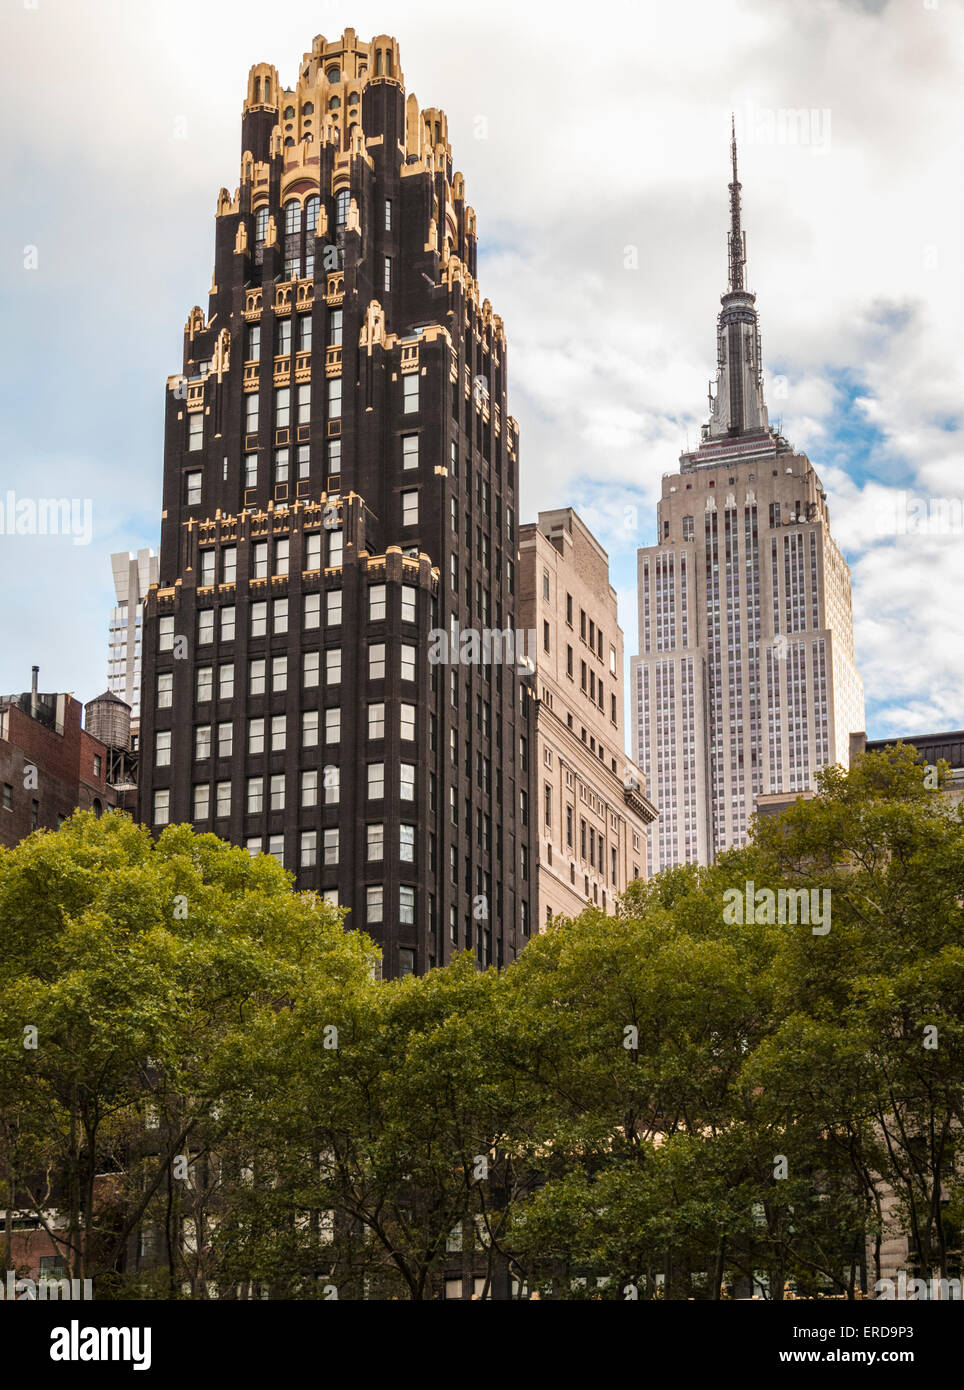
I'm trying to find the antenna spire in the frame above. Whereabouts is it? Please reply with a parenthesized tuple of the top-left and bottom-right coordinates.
(727, 113, 746, 292)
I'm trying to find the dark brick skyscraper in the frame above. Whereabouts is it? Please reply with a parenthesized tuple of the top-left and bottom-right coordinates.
(139, 29, 534, 977)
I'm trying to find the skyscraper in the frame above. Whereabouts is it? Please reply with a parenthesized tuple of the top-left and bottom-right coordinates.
(632, 124, 864, 872)
(138, 29, 534, 977)
(109, 549, 158, 736)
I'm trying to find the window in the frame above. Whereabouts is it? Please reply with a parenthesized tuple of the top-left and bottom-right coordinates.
(249, 659, 266, 696)
(329, 310, 343, 347)
(220, 606, 236, 642)
(368, 763, 385, 799)
(303, 651, 319, 687)
(284, 199, 300, 235)
(335, 189, 349, 226)
(218, 665, 234, 700)
(300, 830, 317, 868)
(543, 620, 550, 653)
(326, 648, 341, 685)
(275, 388, 291, 429)
(196, 667, 213, 702)
(268, 835, 284, 864)
(278, 319, 292, 357)
(269, 774, 285, 811)
(302, 710, 319, 746)
(543, 569, 550, 601)
(274, 448, 289, 484)
(369, 644, 386, 680)
(323, 828, 339, 866)
(222, 547, 237, 583)
(193, 784, 210, 820)
(384, 198, 392, 230)
(399, 886, 415, 926)
(306, 195, 320, 233)
(400, 702, 415, 741)
(270, 714, 286, 751)
(218, 723, 233, 759)
(186, 471, 202, 506)
(400, 763, 415, 800)
(383, 256, 392, 291)
(301, 770, 318, 808)
(157, 672, 173, 708)
(155, 730, 172, 766)
(298, 314, 312, 351)
(273, 596, 288, 633)
(401, 490, 418, 526)
(272, 655, 287, 692)
(251, 601, 267, 638)
(153, 789, 170, 826)
(400, 824, 415, 862)
(304, 592, 320, 629)
(403, 374, 419, 413)
(158, 616, 174, 652)
(367, 886, 384, 923)
(402, 434, 418, 469)
(247, 777, 263, 813)
(199, 549, 215, 586)
(297, 384, 310, 425)
(248, 718, 265, 755)
(305, 533, 321, 570)
(368, 702, 385, 739)
(188, 413, 203, 452)
(327, 590, 342, 624)
(245, 394, 259, 435)
(329, 530, 343, 566)
(328, 377, 342, 419)
(401, 644, 416, 681)
(255, 206, 269, 242)
(93, 753, 102, 778)
(367, 824, 384, 861)
(401, 585, 416, 623)
(252, 542, 268, 579)
(195, 725, 211, 760)
(324, 766, 340, 804)
(325, 707, 341, 743)
(369, 584, 387, 621)
(198, 609, 214, 645)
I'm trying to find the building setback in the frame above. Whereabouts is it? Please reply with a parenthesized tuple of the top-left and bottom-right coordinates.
(0, 667, 117, 847)
(632, 125, 864, 872)
(519, 509, 656, 924)
(138, 29, 536, 977)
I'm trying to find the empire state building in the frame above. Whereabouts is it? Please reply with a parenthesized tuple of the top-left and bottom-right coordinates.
(631, 124, 864, 871)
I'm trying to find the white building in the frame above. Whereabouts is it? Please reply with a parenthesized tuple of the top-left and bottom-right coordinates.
(108, 550, 158, 735)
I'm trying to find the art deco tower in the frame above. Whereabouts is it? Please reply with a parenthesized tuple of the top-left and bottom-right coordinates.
(631, 124, 864, 872)
(139, 30, 535, 976)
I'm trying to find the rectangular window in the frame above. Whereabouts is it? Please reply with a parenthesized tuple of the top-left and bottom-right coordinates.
(245, 324, 261, 361)
(188, 412, 203, 452)
(369, 584, 387, 621)
(298, 315, 312, 352)
(297, 443, 310, 478)
(301, 770, 318, 808)
(270, 714, 286, 751)
(273, 596, 288, 633)
(274, 447, 290, 484)
(220, 606, 236, 642)
(403, 374, 419, 413)
(368, 703, 385, 739)
(383, 257, 392, 291)
(384, 198, 392, 230)
(196, 667, 213, 702)
(244, 454, 258, 488)
(399, 886, 415, 926)
(369, 644, 386, 680)
(324, 766, 340, 804)
(402, 434, 418, 469)
(302, 710, 319, 746)
(157, 672, 173, 708)
(300, 830, 317, 868)
(305, 533, 321, 570)
(278, 319, 292, 356)
(218, 665, 234, 700)
(186, 471, 202, 506)
(326, 649, 341, 685)
(367, 823, 384, 861)
(222, 547, 237, 583)
(304, 592, 320, 629)
(368, 763, 385, 799)
(400, 763, 415, 801)
(216, 780, 231, 817)
(323, 828, 339, 866)
(248, 718, 265, 754)
(303, 651, 320, 688)
(297, 383, 310, 425)
(155, 730, 172, 766)
(367, 886, 384, 923)
(328, 377, 342, 419)
(195, 725, 211, 761)
(329, 310, 343, 347)
(193, 784, 210, 820)
(329, 530, 343, 566)
(327, 589, 342, 624)
(399, 824, 415, 862)
(325, 707, 341, 743)
(269, 774, 285, 811)
(198, 609, 214, 646)
(401, 644, 416, 682)
(400, 702, 415, 741)
(153, 789, 170, 826)
(272, 655, 287, 692)
(217, 722, 233, 759)
(268, 835, 284, 864)
(275, 388, 291, 429)
(247, 777, 263, 813)
(249, 659, 266, 695)
(252, 542, 268, 579)
(401, 490, 418, 526)
(245, 393, 259, 435)
(401, 584, 416, 623)
(158, 616, 174, 652)
(251, 601, 267, 638)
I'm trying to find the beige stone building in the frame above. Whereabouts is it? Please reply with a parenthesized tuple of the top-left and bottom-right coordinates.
(632, 129, 864, 872)
(519, 509, 656, 925)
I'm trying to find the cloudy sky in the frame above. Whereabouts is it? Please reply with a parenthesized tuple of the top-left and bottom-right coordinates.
(3, 0, 962, 739)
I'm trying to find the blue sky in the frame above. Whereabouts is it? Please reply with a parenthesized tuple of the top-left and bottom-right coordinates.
(2, 0, 962, 741)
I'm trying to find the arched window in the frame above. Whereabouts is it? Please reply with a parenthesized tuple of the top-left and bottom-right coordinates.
(335, 189, 349, 227)
(327, 67, 341, 84)
(329, 95, 341, 111)
(349, 92, 360, 107)
(302, 101, 314, 115)
(253, 77, 261, 103)
(92, 798, 103, 817)
(284, 105, 295, 119)
(255, 206, 269, 242)
(385, 51, 393, 76)
(305, 196, 320, 233)
(284, 136, 295, 147)
(284, 199, 300, 234)
(375, 50, 382, 76)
